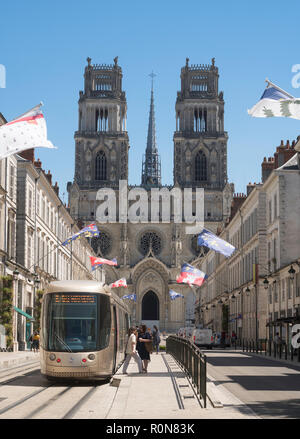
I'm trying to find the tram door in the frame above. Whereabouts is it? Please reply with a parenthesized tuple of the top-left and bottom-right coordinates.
(112, 305, 117, 372)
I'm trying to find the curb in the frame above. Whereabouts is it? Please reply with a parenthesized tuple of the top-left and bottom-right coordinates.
(0, 354, 39, 370)
(206, 374, 223, 408)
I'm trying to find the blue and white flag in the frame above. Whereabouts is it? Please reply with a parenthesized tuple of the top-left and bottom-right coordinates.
(248, 80, 300, 120)
(197, 228, 235, 258)
(169, 290, 184, 301)
(62, 223, 100, 246)
(122, 293, 136, 302)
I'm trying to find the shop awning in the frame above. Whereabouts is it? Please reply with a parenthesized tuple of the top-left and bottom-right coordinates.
(266, 317, 300, 327)
(13, 306, 34, 320)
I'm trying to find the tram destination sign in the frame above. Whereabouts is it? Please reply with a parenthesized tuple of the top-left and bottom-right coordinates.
(53, 294, 96, 304)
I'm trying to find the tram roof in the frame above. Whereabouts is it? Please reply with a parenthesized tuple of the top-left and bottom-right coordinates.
(47, 280, 110, 294)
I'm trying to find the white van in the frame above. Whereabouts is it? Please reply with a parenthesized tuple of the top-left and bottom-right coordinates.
(184, 327, 194, 339)
(177, 328, 185, 337)
(191, 328, 213, 349)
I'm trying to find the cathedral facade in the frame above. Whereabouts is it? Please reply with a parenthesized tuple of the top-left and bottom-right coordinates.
(67, 57, 234, 331)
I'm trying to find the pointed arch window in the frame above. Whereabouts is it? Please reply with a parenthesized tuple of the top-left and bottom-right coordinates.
(195, 150, 207, 181)
(95, 151, 107, 181)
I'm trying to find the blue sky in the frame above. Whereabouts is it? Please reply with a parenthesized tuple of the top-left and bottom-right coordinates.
(1, 0, 300, 200)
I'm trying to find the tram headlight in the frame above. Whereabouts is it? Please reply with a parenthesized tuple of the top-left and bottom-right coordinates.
(88, 354, 95, 361)
(49, 353, 56, 361)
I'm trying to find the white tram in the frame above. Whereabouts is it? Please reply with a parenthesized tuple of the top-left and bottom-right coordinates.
(40, 280, 130, 381)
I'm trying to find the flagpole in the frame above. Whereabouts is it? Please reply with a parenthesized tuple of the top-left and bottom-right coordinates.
(16, 102, 44, 120)
(265, 78, 295, 99)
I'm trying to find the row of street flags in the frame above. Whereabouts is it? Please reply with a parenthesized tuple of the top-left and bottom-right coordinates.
(60, 222, 237, 300)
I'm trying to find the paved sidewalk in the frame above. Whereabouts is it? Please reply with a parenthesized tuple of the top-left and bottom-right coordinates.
(109, 352, 259, 419)
(0, 351, 39, 370)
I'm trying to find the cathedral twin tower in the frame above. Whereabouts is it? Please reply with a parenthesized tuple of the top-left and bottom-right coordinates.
(69, 55, 232, 224)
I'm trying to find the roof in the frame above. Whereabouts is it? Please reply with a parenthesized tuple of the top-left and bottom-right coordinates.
(47, 280, 107, 294)
(276, 152, 299, 170)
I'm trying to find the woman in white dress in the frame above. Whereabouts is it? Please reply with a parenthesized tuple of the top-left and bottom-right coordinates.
(122, 327, 143, 374)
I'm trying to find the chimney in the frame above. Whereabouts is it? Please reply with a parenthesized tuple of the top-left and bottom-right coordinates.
(261, 156, 275, 183)
(46, 170, 52, 185)
(246, 182, 256, 196)
(274, 139, 296, 168)
(34, 158, 42, 168)
(229, 193, 247, 221)
(53, 181, 59, 196)
(19, 148, 35, 163)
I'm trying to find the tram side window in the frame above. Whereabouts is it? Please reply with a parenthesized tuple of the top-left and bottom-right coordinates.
(98, 295, 111, 350)
(125, 313, 129, 334)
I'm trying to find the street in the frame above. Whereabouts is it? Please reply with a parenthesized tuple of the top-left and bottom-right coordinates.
(205, 349, 300, 419)
(0, 359, 118, 419)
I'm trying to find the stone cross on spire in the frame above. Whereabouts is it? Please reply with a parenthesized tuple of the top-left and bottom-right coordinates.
(141, 71, 161, 186)
(149, 71, 156, 91)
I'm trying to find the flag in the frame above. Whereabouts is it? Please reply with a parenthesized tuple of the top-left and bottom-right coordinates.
(248, 81, 300, 120)
(197, 228, 235, 258)
(0, 103, 56, 159)
(90, 256, 117, 271)
(109, 278, 127, 288)
(122, 293, 136, 302)
(169, 289, 184, 301)
(176, 263, 207, 287)
(62, 223, 100, 246)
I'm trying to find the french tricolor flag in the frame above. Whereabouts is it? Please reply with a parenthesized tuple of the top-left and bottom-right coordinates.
(176, 263, 207, 287)
(90, 256, 117, 271)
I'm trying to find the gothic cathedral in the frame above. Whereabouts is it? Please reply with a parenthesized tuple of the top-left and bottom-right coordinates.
(68, 56, 234, 331)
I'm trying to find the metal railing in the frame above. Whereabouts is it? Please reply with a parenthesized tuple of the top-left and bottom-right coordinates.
(241, 338, 300, 362)
(166, 335, 207, 408)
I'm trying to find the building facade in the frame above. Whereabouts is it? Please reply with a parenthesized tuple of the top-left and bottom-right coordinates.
(68, 57, 234, 331)
(0, 134, 103, 350)
(196, 140, 300, 346)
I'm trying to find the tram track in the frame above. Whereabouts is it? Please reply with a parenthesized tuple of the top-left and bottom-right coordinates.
(0, 382, 54, 416)
(62, 385, 99, 419)
(0, 376, 109, 419)
(0, 362, 40, 385)
(24, 386, 73, 419)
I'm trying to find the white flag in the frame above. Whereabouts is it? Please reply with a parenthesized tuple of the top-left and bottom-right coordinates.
(248, 80, 300, 120)
(0, 103, 56, 160)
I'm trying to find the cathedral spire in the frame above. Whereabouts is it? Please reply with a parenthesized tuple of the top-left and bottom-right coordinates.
(142, 72, 161, 186)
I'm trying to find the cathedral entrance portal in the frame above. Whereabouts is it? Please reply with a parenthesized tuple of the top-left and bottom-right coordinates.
(141, 290, 159, 330)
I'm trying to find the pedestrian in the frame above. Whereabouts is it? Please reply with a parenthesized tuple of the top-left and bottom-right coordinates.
(32, 331, 40, 353)
(231, 331, 237, 346)
(274, 332, 282, 354)
(122, 327, 143, 374)
(152, 325, 161, 354)
(137, 324, 152, 373)
(28, 333, 34, 351)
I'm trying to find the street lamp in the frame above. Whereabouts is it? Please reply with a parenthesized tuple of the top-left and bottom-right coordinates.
(13, 269, 20, 280)
(289, 265, 296, 280)
(263, 278, 269, 289)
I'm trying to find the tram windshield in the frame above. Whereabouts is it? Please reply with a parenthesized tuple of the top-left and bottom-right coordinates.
(42, 293, 111, 352)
